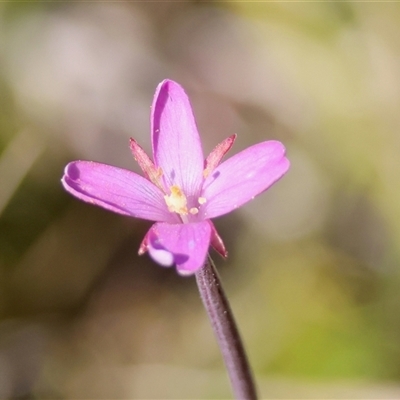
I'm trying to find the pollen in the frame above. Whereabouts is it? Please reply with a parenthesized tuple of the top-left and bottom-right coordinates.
(164, 185, 188, 215)
(198, 197, 207, 205)
(203, 168, 210, 178)
(189, 207, 199, 215)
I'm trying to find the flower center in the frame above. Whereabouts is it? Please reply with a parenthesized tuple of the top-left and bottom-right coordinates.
(164, 186, 207, 218)
(164, 185, 188, 215)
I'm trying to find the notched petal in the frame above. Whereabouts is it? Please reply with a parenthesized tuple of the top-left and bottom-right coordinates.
(146, 221, 211, 275)
(202, 141, 290, 219)
(148, 232, 175, 267)
(151, 79, 204, 196)
(62, 161, 176, 223)
(66, 162, 80, 180)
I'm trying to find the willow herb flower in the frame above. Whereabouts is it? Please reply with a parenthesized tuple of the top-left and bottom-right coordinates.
(62, 79, 290, 275)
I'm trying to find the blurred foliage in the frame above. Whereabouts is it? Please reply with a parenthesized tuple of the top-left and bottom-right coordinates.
(1, 1, 400, 398)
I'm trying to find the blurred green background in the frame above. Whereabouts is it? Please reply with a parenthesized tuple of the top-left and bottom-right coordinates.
(1, 1, 400, 398)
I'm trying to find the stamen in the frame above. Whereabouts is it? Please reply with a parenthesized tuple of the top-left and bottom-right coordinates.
(164, 185, 188, 215)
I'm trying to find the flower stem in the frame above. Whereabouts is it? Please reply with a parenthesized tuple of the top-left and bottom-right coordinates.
(195, 255, 258, 400)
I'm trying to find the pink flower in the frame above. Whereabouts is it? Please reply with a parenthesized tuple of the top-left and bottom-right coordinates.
(61, 80, 290, 275)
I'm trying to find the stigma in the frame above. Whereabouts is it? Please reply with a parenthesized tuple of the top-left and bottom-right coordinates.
(164, 185, 188, 215)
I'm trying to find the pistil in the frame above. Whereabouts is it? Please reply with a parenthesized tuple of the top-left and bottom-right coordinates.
(164, 185, 189, 215)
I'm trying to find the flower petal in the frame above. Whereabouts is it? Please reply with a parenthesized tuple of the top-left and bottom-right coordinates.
(62, 161, 178, 223)
(201, 141, 290, 219)
(151, 79, 204, 197)
(147, 221, 211, 275)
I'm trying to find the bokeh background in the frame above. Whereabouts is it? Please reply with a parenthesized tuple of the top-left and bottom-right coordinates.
(1, 1, 400, 398)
